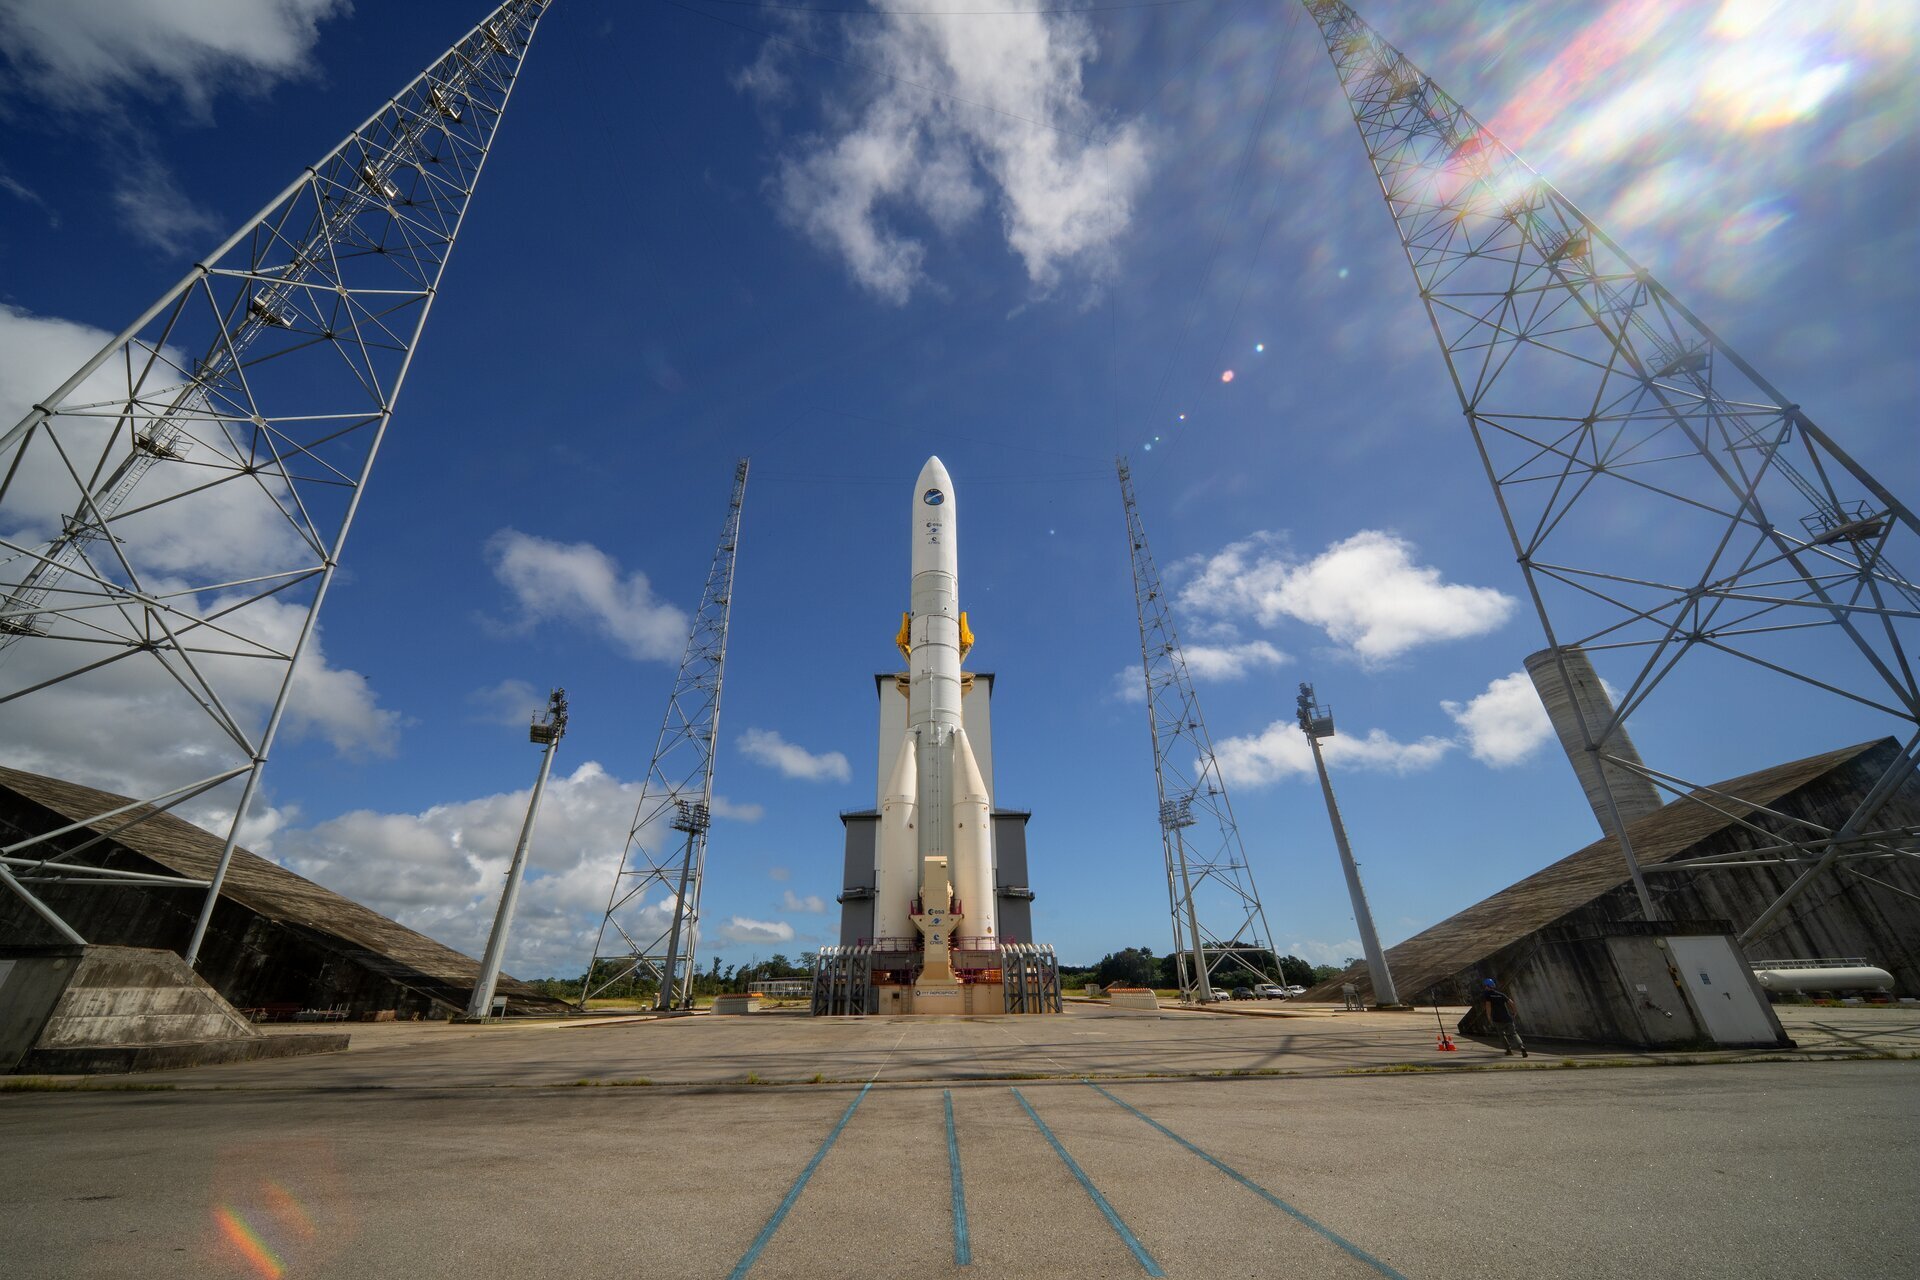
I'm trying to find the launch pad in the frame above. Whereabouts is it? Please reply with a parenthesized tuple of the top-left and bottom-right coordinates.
(821, 459, 1062, 1015)
(813, 939, 1061, 1016)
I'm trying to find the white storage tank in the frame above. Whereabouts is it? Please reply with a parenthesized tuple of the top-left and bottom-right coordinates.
(1750, 958, 1894, 994)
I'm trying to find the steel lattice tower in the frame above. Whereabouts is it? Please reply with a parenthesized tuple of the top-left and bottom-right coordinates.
(0, 1, 553, 962)
(1304, 0, 1919, 941)
(1119, 458, 1278, 1000)
(583, 459, 749, 1010)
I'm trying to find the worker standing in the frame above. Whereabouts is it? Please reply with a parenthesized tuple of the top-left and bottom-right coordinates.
(1480, 977, 1527, 1057)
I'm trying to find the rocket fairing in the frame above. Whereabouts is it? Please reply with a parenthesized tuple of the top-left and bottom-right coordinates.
(874, 457, 996, 984)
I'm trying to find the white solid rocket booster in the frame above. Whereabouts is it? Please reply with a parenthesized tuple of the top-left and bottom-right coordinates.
(873, 457, 996, 961)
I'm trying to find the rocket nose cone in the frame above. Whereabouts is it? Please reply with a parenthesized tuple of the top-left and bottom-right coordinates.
(917, 456, 952, 512)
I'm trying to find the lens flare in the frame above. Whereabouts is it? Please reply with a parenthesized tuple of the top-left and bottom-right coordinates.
(1720, 197, 1791, 245)
(261, 1181, 316, 1240)
(213, 1207, 284, 1280)
(1220, 369, 1234, 383)
(1254, 343, 1264, 353)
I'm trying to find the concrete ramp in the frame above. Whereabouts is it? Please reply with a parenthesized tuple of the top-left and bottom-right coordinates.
(2, 944, 347, 1074)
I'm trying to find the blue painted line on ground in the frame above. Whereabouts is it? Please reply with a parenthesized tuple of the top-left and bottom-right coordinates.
(945, 1089, 972, 1266)
(728, 1082, 873, 1280)
(1083, 1081, 1409, 1279)
(1011, 1087, 1164, 1277)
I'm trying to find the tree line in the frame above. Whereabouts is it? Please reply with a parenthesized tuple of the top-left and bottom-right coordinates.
(1062, 946, 1350, 991)
(522, 946, 1353, 1002)
(523, 952, 819, 1003)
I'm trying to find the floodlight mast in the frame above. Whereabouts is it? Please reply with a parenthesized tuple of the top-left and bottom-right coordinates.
(1118, 458, 1279, 1002)
(1297, 683, 1399, 1006)
(465, 688, 569, 1021)
(1303, 0, 1920, 943)
(0, 0, 555, 963)
(582, 460, 748, 1012)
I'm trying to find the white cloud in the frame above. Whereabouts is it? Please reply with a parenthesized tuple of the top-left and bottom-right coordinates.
(1286, 938, 1364, 968)
(467, 678, 548, 727)
(781, 890, 828, 914)
(0, 0, 348, 112)
(108, 147, 221, 253)
(274, 760, 666, 978)
(485, 529, 689, 662)
(1212, 719, 1453, 788)
(1182, 639, 1288, 681)
(1442, 670, 1554, 767)
(0, 169, 58, 227)
(1179, 530, 1515, 664)
(753, 10, 1150, 302)
(1110, 640, 1285, 705)
(739, 727, 852, 783)
(263, 760, 773, 978)
(0, 303, 312, 578)
(0, 305, 396, 836)
(717, 916, 796, 946)
(768, 865, 792, 882)
(709, 795, 766, 824)
(0, 586, 399, 817)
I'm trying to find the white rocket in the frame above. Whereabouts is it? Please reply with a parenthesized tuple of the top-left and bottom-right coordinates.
(874, 457, 995, 984)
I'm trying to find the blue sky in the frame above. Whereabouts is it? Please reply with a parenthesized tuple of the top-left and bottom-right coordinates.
(1, 0, 1914, 978)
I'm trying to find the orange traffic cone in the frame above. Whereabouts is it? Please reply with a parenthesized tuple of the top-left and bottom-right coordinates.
(1435, 1031, 1457, 1052)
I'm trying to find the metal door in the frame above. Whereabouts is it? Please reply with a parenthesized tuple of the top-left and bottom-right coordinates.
(1666, 936, 1779, 1045)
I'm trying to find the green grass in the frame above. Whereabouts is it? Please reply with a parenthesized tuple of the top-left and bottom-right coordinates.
(1, 1077, 174, 1092)
(571, 1077, 654, 1087)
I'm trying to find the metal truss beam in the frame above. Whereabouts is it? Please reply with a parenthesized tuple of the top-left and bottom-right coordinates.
(0, 1, 553, 960)
(1118, 458, 1279, 1001)
(583, 460, 749, 1010)
(1303, 0, 1920, 942)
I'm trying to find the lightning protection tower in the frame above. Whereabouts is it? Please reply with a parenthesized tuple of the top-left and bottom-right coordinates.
(1118, 457, 1279, 1001)
(583, 460, 749, 1011)
(0, 1, 554, 964)
(1304, 1, 1919, 943)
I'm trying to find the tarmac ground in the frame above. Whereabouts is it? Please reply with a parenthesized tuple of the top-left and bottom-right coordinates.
(4, 1002, 1916, 1279)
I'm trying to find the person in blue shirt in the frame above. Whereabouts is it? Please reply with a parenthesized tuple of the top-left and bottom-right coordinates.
(1480, 978, 1527, 1056)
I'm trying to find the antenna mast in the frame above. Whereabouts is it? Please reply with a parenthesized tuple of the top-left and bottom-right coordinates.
(1118, 458, 1279, 1002)
(1303, 0, 1919, 938)
(584, 459, 749, 1011)
(0, 0, 555, 962)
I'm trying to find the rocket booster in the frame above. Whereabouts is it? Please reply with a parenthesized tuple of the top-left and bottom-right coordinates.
(873, 458, 995, 962)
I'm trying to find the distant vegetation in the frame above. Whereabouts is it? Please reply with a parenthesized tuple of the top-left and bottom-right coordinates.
(1065, 947, 1341, 991)
(526, 947, 1347, 1003)
(523, 952, 819, 1004)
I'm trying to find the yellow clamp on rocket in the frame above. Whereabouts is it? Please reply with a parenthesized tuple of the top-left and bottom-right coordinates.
(898, 610, 975, 661)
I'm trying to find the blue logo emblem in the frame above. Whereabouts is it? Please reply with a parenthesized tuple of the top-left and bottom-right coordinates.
(923, 488, 945, 506)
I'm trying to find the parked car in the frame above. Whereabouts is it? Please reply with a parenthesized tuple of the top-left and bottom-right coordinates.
(1254, 983, 1285, 999)
(1231, 986, 1254, 1000)
(1285, 984, 1307, 997)
(1206, 988, 1233, 1002)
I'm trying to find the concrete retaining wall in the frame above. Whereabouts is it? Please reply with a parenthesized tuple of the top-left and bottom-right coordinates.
(2, 944, 349, 1074)
(0, 944, 87, 1069)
